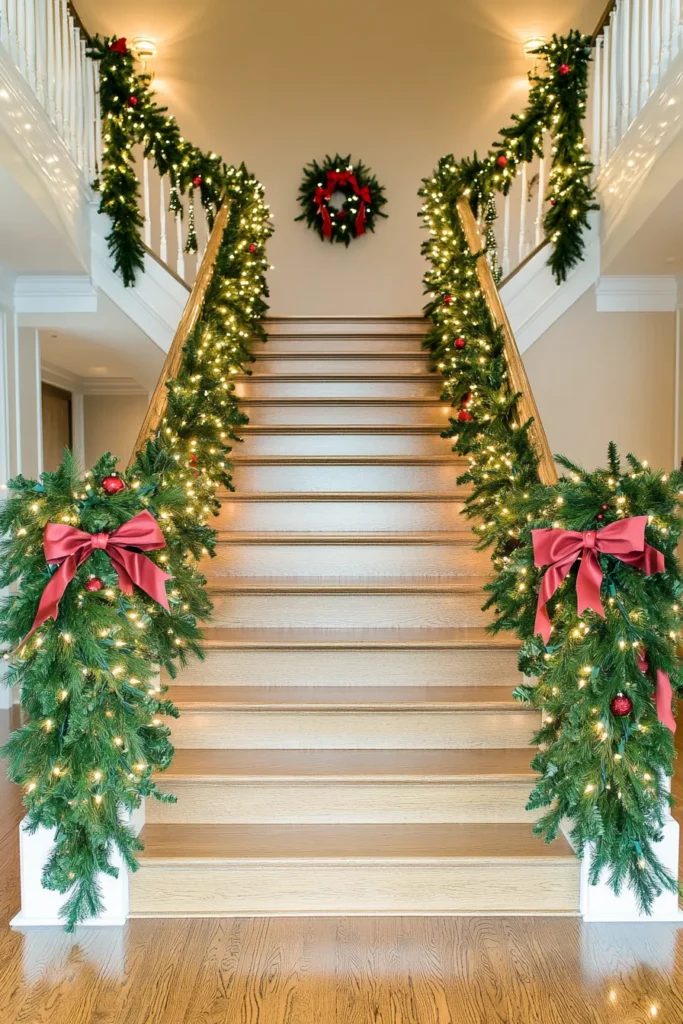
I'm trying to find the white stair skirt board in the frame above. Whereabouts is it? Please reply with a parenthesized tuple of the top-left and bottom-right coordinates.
(11, 802, 145, 928)
(568, 779, 683, 923)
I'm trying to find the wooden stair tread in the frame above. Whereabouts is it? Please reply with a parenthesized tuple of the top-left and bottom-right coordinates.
(218, 492, 469, 502)
(239, 424, 446, 434)
(137, 823, 573, 863)
(204, 576, 489, 594)
(201, 626, 519, 649)
(214, 532, 480, 545)
(230, 455, 459, 465)
(166, 684, 520, 711)
(236, 373, 438, 382)
(254, 352, 426, 361)
(159, 747, 536, 782)
(240, 398, 449, 406)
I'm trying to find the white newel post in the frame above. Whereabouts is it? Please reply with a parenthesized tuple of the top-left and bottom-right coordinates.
(571, 777, 683, 922)
(11, 803, 145, 927)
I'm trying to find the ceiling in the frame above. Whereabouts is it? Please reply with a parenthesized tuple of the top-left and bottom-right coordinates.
(76, 0, 606, 316)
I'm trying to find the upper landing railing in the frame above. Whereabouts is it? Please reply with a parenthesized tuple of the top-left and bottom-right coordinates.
(0, 0, 210, 287)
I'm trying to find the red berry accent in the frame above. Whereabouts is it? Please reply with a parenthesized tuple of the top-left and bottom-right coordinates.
(610, 693, 633, 717)
(558, 64, 571, 76)
(602, 504, 608, 510)
(128, 96, 138, 107)
(458, 410, 474, 422)
(597, 514, 603, 520)
(85, 578, 104, 592)
(454, 337, 466, 349)
(192, 175, 203, 187)
(249, 243, 257, 253)
(496, 154, 508, 168)
(443, 294, 453, 305)
(101, 475, 125, 495)
(549, 198, 556, 206)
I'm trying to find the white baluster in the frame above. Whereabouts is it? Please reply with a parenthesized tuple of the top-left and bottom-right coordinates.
(46, 0, 55, 122)
(34, 0, 46, 104)
(502, 190, 511, 277)
(640, 0, 651, 106)
(94, 61, 102, 174)
(73, 25, 84, 168)
(17, 0, 26, 74)
(143, 156, 152, 247)
(672, 0, 680, 58)
(620, 0, 631, 137)
(0, 0, 9, 50)
(53, 0, 63, 133)
(534, 156, 545, 247)
(7, 0, 17, 66)
(159, 177, 168, 263)
(84, 40, 95, 179)
(601, 25, 610, 167)
(609, 9, 619, 153)
(518, 162, 527, 265)
(651, 0, 662, 88)
(631, 0, 641, 118)
(592, 36, 603, 171)
(61, 1, 70, 145)
(661, 0, 672, 70)
(175, 213, 185, 278)
(25, 0, 36, 92)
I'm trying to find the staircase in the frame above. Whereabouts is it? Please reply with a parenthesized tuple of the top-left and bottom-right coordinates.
(129, 317, 579, 917)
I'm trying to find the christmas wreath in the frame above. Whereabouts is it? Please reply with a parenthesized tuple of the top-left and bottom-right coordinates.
(296, 154, 387, 245)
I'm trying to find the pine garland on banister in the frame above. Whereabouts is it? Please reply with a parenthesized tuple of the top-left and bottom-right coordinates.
(0, 172, 272, 929)
(420, 157, 683, 913)
(89, 35, 241, 287)
(448, 30, 598, 284)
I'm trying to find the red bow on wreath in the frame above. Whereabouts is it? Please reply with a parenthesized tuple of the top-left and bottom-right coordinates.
(24, 510, 172, 642)
(314, 169, 371, 239)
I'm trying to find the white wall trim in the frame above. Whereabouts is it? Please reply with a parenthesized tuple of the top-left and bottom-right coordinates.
(14, 275, 98, 315)
(41, 361, 147, 396)
(40, 359, 82, 391)
(596, 276, 679, 312)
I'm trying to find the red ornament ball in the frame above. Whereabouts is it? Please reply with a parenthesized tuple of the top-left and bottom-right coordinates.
(602, 504, 608, 510)
(496, 154, 508, 168)
(249, 243, 257, 253)
(597, 514, 603, 520)
(443, 294, 453, 305)
(454, 337, 466, 349)
(85, 577, 104, 592)
(549, 198, 556, 206)
(610, 693, 633, 717)
(458, 409, 474, 422)
(128, 96, 138, 107)
(102, 475, 125, 495)
(193, 175, 203, 187)
(558, 63, 571, 76)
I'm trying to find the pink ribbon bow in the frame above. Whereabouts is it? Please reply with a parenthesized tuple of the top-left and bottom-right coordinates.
(25, 509, 171, 641)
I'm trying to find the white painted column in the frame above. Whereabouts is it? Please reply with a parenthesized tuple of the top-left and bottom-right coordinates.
(6, 325, 43, 480)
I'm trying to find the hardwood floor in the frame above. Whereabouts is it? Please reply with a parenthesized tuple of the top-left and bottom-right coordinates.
(1, 702, 683, 1023)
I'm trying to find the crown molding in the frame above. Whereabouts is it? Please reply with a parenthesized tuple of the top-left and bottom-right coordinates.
(596, 276, 678, 313)
(41, 360, 146, 395)
(14, 275, 97, 315)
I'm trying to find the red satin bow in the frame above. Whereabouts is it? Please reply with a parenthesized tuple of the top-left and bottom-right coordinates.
(531, 515, 664, 643)
(25, 510, 171, 641)
(313, 170, 372, 238)
(109, 37, 128, 53)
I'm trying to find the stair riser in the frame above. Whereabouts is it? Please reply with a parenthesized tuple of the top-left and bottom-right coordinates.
(254, 357, 429, 375)
(234, 380, 442, 400)
(168, 709, 535, 749)
(230, 464, 462, 493)
(206, 592, 490, 629)
(261, 337, 424, 354)
(240, 403, 454, 426)
(211, 541, 489, 577)
(130, 862, 580, 916)
(147, 781, 539, 825)
(217, 499, 469, 532)
(172, 648, 520, 687)
(240, 434, 455, 457)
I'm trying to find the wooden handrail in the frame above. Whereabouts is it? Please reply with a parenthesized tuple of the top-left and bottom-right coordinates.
(456, 197, 558, 487)
(591, 0, 617, 42)
(129, 201, 231, 461)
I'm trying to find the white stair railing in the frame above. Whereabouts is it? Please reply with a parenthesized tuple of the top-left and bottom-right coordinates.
(0, 0, 206, 287)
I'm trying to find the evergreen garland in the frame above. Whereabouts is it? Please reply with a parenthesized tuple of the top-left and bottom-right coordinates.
(0, 170, 272, 929)
(419, 156, 683, 913)
(451, 30, 598, 284)
(89, 35, 234, 287)
(295, 154, 388, 245)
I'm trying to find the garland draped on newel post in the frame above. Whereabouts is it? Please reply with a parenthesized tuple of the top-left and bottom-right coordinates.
(420, 31, 683, 911)
(0, 39, 273, 928)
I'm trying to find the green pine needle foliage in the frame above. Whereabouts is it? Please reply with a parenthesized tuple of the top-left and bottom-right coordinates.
(0, 173, 272, 929)
(89, 35, 247, 286)
(433, 30, 598, 285)
(295, 154, 388, 245)
(419, 155, 683, 913)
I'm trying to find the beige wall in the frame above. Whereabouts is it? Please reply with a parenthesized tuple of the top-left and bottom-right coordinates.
(524, 288, 676, 472)
(80, 0, 604, 317)
(84, 393, 148, 468)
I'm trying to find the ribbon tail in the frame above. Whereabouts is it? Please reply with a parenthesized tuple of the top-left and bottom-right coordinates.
(655, 669, 677, 733)
(533, 557, 577, 643)
(321, 205, 332, 239)
(111, 548, 172, 611)
(25, 555, 81, 641)
(575, 551, 606, 619)
(355, 200, 366, 236)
